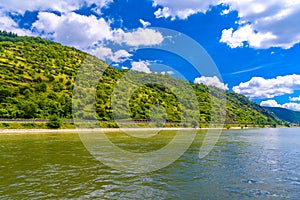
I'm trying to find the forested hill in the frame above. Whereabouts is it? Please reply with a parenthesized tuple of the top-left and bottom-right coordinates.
(0, 31, 279, 126)
(264, 107, 300, 124)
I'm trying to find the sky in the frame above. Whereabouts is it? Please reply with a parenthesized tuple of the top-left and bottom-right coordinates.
(1, 0, 300, 110)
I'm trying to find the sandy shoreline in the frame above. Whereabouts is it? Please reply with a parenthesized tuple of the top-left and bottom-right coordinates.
(0, 127, 238, 134)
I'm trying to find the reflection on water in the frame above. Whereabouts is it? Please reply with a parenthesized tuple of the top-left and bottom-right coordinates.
(0, 129, 300, 199)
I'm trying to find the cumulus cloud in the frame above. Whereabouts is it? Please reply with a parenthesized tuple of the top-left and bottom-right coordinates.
(260, 100, 281, 108)
(153, 1, 300, 48)
(153, 0, 218, 20)
(0, 0, 115, 50)
(92, 46, 113, 61)
(0, 11, 34, 36)
(113, 28, 164, 46)
(219, 0, 300, 49)
(194, 76, 228, 90)
(131, 61, 152, 74)
(220, 25, 276, 48)
(92, 47, 132, 62)
(233, 74, 300, 99)
(0, 0, 112, 14)
(32, 11, 164, 50)
(112, 50, 132, 62)
(289, 96, 300, 102)
(32, 12, 112, 49)
(0, 0, 112, 50)
(282, 103, 300, 111)
(139, 19, 151, 28)
(260, 100, 300, 111)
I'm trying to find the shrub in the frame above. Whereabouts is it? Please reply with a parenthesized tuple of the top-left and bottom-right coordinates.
(191, 120, 198, 128)
(47, 115, 62, 129)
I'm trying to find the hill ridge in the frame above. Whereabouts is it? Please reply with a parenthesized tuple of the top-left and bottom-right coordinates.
(0, 31, 279, 126)
(264, 106, 300, 124)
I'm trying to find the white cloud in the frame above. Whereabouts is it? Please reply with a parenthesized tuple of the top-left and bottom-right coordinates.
(91, 46, 113, 60)
(0, 1, 114, 50)
(0, 0, 112, 14)
(139, 19, 151, 28)
(161, 71, 174, 75)
(0, 0, 76, 14)
(111, 50, 132, 62)
(221, 8, 231, 15)
(113, 28, 164, 46)
(85, 0, 113, 9)
(154, 7, 172, 19)
(282, 102, 300, 111)
(260, 100, 281, 108)
(219, 0, 300, 49)
(220, 25, 276, 48)
(153, 1, 300, 48)
(233, 74, 300, 99)
(32, 12, 164, 50)
(260, 99, 300, 111)
(32, 12, 112, 49)
(0, 11, 34, 36)
(32, 12, 61, 34)
(92, 47, 132, 62)
(153, 0, 219, 20)
(194, 76, 228, 90)
(131, 61, 151, 74)
(289, 96, 300, 102)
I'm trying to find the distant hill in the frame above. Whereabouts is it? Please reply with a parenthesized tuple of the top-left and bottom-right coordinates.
(264, 107, 300, 124)
(0, 30, 279, 126)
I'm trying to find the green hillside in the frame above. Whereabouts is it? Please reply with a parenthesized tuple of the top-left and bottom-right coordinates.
(0, 30, 279, 126)
(264, 107, 300, 124)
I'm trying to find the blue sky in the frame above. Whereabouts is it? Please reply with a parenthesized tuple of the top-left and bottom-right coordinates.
(1, 0, 300, 110)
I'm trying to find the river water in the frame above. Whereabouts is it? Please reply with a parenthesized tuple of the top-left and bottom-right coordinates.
(0, 128, 299, 199)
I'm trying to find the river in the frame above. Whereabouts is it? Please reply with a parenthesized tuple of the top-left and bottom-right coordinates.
(0, 128, 299, 199)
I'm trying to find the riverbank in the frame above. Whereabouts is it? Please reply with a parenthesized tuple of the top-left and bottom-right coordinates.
(1, 119, 284, 131)
(1, 125, 294, 134)
(0, 127, 247, 134)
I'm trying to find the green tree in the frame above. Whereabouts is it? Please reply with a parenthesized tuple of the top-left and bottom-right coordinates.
(47, 115, 62, 128)
(0, 108, 10, 118)
(35, 82, 47, 92)
(284, 122, 290, 127)
(191, 120, 198, 128)
(18, 101, 38, 118)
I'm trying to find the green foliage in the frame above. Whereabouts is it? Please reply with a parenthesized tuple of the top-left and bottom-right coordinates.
(264, 107, 300, 124)
(284, 122, 291, 127)
(0, 30, 17, 40)
(0, 31, 83, 120)
(224, 124, 231, 129)
(191, 120, 198, 128)
(47, 115, 62, 129)
(0, 31, 280, 127)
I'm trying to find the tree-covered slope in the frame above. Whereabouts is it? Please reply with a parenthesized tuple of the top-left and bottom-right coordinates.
(0, 31, 85, 119)
(0, 31, 279, 125)
(264, 107, 300, 124)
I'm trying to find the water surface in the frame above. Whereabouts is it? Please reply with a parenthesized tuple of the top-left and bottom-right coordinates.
(0, 128, 299, 199)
